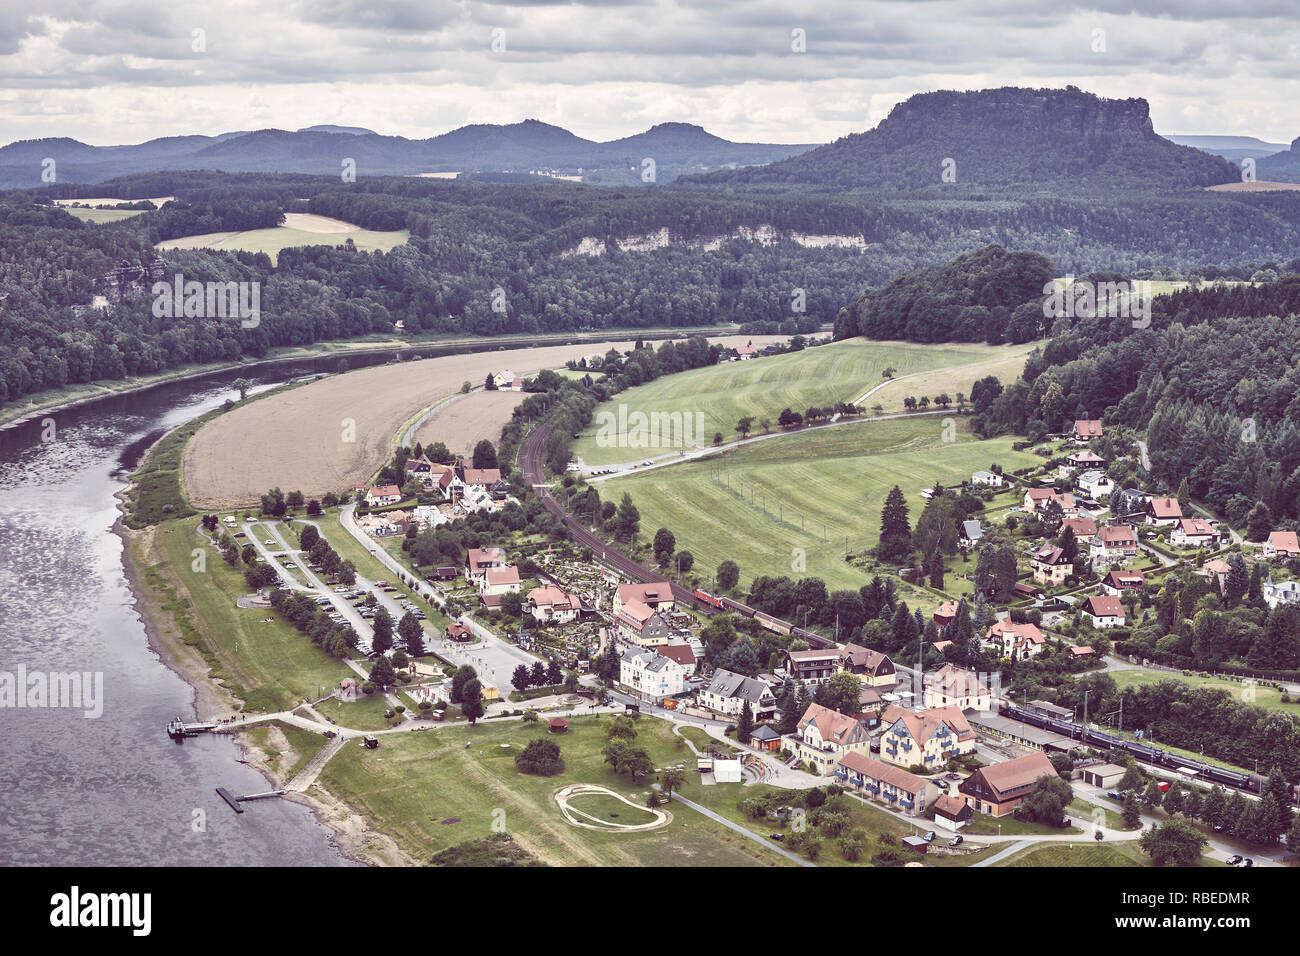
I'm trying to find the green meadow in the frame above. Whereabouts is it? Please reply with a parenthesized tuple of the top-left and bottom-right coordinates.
(608, 416, 1040, 594)
(569, 338, 1031, 467)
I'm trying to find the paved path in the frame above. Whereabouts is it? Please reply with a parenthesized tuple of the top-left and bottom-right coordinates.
(972, 839, 1035, 867)
(669, 793, 815, 867)
(339, 503, 544, 692)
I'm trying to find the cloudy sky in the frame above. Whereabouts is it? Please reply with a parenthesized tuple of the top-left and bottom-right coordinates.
(3, 0, 1298, 146)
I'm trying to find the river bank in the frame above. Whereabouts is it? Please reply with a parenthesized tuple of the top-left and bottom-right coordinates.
(0, 323, 749, 432)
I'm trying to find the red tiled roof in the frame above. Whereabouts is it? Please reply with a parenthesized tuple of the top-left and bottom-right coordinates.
(838, 751, 928, 795)
(658, 644, 696, 666)
(1073, 420, 1103, 438)
(1084, 595, 1124, 618)
(1147, 497, 1182, 518)
(1268, 531, 1300, 553)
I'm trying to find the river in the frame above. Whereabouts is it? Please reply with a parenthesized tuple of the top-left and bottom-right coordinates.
(0, 359, 381, 866)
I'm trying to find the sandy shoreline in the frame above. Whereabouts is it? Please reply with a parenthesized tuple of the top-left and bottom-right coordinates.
(114, 482, 383, 866)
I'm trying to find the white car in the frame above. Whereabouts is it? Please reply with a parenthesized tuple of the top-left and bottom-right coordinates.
(264, 539, 275, 545)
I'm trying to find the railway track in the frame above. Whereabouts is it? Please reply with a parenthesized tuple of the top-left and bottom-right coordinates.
(521, 418, 833, 648)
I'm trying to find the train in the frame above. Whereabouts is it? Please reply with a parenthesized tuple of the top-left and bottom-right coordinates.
(1002, 704, 1289, 799)
(691, 589, 832, 646)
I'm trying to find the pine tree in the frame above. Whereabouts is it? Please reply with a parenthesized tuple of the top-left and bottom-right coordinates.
(1201, 786, 1227, 829)
(1286, 807, 1300, 856)
(1176, 478, 1191, 514)
(974, 545, 995, 598)
(1122, 791, 1142, 829)
(926, 547, 945, 588)
(1254, 793, 1285, 845)
(1245, 500, 1273, 542)
(1224, 553, 1249, 607)
(878, 485, 912, 563)
(737, 701, 754, 741)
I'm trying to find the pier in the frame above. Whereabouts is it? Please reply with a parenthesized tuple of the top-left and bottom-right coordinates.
(166, 716, 218, 740)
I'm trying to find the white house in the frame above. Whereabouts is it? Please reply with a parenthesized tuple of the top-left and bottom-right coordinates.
(970, 470, 1002, 488)
(1090, 524, 1137, 567)
(1170, 517, 1218, 549)
(365, 484, 402, 507)
(526, 585, 582, 624)
(1082, 594, 1125, 628)
(698, 668, 776, 719)
(1075, 470, 1114, 499)
(986, 618, 1045, 660)
(619, 647, 689, 703)
(1263, 577, 1300, 609)
(923, 664, 992, 711)
(479, 565, 522, 597)
(1263, 531, 1300, 560)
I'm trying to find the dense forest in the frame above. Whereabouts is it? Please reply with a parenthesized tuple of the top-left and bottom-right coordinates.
(6, 166, 1300, 408)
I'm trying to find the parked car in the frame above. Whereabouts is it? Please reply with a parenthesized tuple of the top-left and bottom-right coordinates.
(264, 539, 275, 545)
(923, 830, 936, 842)
(1239, 858, 1254, 868)
(769, 833, 783, 842)
(1105, 790, 1123, 800)
(1227, 855, 1243, 865)
(948, 835, 963, 847)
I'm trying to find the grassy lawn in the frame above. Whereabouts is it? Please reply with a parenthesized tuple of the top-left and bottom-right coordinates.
(1108, 668, 1300, 718)
(994, 842, 1148, 867)
(866, 342, 1038, 414)
(569, 339, 1030, 467)
(314, 715, 793, 866)
(673, 779, 995, 866)
(1069, 797, 1128, 831)
(610, 416, 1041, 594)
(964, 811, 1082, 837)
(146, 518, 354, 711)
(324, 693, 407, 731)
(565, 791, 661, 826)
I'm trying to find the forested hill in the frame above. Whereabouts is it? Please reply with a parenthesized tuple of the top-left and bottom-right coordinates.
(7, 168, 1300, 411)
(0, 120, 816, 189)
(836, 246, 1055, 344)
(683, 87, 1239, 193)
(931, 267, 1300, 526)
(1257, 135, 1300, 183)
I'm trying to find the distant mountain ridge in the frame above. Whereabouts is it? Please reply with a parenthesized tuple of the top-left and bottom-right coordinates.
(1256, 136, 1300, 183)
(682, 87, 1240, 193)
(0, 120, 816, 189)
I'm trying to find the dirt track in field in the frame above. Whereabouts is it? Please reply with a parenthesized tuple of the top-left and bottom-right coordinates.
(184, 334, 783, 507)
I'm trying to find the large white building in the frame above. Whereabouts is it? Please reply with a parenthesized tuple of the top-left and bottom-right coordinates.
(619, 647, 690, 703)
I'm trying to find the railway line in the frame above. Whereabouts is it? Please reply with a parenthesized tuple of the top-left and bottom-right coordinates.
(521, 418, 833, 647)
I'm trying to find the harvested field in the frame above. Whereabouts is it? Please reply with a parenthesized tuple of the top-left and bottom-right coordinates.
(184, 334, 783, 507)
(156, 213, 410, 264)
(411, 389, 526, 458)
(1206, 180, 1300, 192)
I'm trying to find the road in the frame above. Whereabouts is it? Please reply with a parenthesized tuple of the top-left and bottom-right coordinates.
(338, 503, 543, 692)
(669, 793, 816, 867)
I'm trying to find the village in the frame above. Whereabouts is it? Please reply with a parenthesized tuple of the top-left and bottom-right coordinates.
(195, 397, 1300, 867)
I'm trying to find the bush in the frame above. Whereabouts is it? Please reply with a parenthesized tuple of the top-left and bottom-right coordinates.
(361, 681, 376, 695)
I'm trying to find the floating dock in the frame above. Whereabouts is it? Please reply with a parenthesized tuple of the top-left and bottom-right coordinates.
(166, 716, 217, 740)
